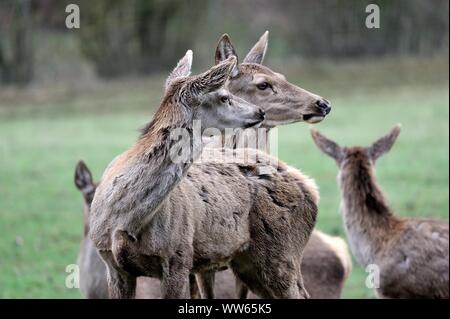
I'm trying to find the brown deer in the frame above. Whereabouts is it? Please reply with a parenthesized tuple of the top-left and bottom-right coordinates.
(196, 32, 351, 299)
(75, 160, 349, 299)
(311, 125, 449, 299)
(90, 51, 318, 298)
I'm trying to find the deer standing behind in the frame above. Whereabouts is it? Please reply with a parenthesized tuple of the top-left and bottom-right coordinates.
(89, 51, 318, 298)
(196, 32, 351, 299)
(311, 125, 449, 299)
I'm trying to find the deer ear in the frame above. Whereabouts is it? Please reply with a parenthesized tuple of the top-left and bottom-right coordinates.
(215, 34, 238, 63)
(243, 31, 269, 64)
(75, 160, 94, 192)
(165, 50, 193, 90)
(188, 56, 236, 97)
(368, 124, 401, 161)
(215, 34, 239, 77)
(310, 128, 344, 163)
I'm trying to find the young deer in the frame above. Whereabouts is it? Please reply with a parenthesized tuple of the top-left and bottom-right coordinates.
(311, 125, 449, 299)
(90, 51, 318, 299)
(196, 32, 351, 299)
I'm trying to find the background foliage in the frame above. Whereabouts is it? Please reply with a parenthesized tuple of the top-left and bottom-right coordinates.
(0, 0, 448, 83)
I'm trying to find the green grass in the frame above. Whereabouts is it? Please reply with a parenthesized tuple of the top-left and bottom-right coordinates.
(0, 56, 448, 298)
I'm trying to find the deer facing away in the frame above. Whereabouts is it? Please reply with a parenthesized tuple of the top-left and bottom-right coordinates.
(89, 51, 318, 298)
(311, 125, 449, 299)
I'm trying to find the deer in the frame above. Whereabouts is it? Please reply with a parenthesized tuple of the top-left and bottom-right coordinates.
(89, 50, 319, 299)
(212, 31, 331, 153)
(311, 125, 449, 299)
(75, 159, 350, 299)
(194, 32, 351, 299)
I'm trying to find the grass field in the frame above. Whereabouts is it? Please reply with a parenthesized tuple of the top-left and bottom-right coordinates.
(0, 56, 448, 298)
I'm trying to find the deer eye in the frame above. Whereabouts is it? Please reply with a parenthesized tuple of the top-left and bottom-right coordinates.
(220, 96, 230, 104)
(256, 82, 270, 90)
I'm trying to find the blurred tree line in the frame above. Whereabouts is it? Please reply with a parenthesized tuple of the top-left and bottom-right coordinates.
(0, 0, 33, 85)
(77, 0, 207, 77)
(0, 0, 448, 85)
(281, 0, 449, 58)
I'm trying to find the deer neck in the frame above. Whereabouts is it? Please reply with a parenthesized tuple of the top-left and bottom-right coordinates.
(127, 103, 198, 228)
(338, 163, 398, 266)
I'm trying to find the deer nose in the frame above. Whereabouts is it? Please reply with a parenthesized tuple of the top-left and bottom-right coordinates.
(316, 99, 331, 114)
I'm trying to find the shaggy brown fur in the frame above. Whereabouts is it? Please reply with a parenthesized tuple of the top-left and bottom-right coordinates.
(311, 125, 449, 299)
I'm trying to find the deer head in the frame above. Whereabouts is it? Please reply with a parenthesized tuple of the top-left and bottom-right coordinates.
(165, 50, 265, 132)
(215, 31, 331, 128)
(310, 124, 401, 169)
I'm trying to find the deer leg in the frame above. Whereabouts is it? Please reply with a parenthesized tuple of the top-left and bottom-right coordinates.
(189, 274, 201, 299)
(99, 250, 136, 299)
(297, 274, 310, 299)
(230, 255, 274, 299)
(197, 270, 216, 299)
(235, 277, 249, 299)
(260, 272, 305, 299)
(268, 261, 308, 299)
(161, 256, 190, 299)
(266, 261, 307, 299)
(231, 253, 304, 299)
